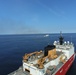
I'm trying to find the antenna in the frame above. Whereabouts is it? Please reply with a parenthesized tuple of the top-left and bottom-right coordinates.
(60, 31, 62, 37)
(71, 36, 72, 42)
(59, 31, 64, 45)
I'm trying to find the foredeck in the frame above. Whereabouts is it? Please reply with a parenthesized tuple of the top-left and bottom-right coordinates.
(8, 62, 64, 75)
(8, 51, 63, 75)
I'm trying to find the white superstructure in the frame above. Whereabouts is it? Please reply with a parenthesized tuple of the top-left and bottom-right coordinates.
(22, 41, 74, 75)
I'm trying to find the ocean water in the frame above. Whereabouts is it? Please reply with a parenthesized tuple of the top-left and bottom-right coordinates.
(0, 33, 76, 75)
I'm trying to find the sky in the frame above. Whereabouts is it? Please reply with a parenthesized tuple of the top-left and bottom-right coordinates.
(0, 0, 76, 34)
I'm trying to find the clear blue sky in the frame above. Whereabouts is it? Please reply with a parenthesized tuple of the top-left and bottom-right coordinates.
(0, 0, 76, 34)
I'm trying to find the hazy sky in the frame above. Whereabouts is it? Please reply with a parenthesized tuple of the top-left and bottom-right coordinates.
(0, 0, 76, 34)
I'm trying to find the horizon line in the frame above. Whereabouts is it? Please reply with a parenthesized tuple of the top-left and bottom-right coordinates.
(0, 32, 76, 35)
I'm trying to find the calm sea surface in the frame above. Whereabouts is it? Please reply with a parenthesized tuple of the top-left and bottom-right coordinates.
(0, 33, 76, 75)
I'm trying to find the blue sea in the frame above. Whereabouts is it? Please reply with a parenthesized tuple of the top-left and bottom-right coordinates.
(0, 33, 76, 75)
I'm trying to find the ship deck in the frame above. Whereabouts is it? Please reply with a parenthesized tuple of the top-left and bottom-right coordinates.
(8, 62, 64, 75)
(8, 51, 64, 75)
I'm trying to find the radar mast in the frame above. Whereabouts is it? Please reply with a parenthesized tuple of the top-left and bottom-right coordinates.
(59, 31, 64, 45)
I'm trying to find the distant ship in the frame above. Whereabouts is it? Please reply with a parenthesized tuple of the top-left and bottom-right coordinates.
(8, 32, 75, 75)
(44, 34, 49, 37)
